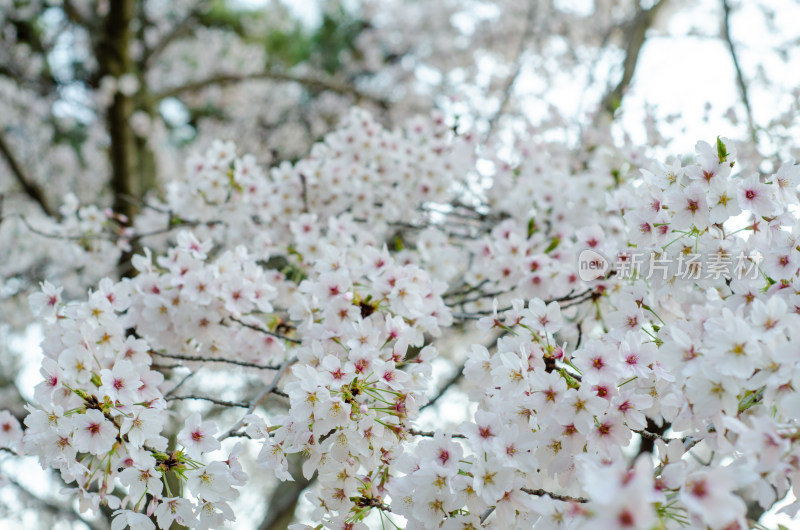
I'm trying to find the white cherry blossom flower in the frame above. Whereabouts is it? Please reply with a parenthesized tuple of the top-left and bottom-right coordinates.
(177, 413, 220, 459)
(72, 409, 117, 455)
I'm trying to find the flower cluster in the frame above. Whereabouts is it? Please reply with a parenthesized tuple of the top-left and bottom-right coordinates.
(18, 230, 291, 529)
(247, 213, 451, 526)
(8, 115, 800, 530)
(381, 138, 800, 529)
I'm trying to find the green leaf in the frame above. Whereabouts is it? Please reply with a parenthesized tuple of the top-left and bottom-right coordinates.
(544, 236, 560, 253)
(716, 136, 728, 163)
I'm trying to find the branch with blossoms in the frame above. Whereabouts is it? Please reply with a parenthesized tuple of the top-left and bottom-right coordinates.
(9, 112, 800, 530)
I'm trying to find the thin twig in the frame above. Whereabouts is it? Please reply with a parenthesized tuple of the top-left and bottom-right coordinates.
(151, 363, 186, 370)
(0, 131, 54, 217)
(420, 364, 465, 410)
(521, 487, 588, 503)
(150, 350, 284, 370)
(153, 71, 387, 105)
(451, 312, 484, 321)
(445, 290, 514, 308)
(142, 3, 208, 67)
(443, 279, 490, 299)
(721, 0, 757, 142)
(634, 428, 670, 441)
(5, 475, 108, 530)
(484, 1, 538, 140)
(451, 288, 598, 318)
(407, 428, 466, 439)
(167, 395, 249, 408)
(164, 370, 196, 397)
(130, 219, 223, 241)
(10, 214, 111, 241)
(229, 316, 301, 344)
(218, 356, 297, 441)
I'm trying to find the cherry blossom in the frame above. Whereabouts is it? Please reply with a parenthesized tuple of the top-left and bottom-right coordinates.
(5, 103, 800, 530)
(177, 413, 221, 459)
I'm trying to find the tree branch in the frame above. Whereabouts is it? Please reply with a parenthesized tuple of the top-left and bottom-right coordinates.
(96, 0, 144, 278)
(521, 487, 588, 503)
(721, 0, 757, 142)
(229, 316, 302, 344)
(407, 428, 466, 439)
(150, 350, 286, 370)
(152, 70, 387, 106)
(141, 5, 207, 68)
(598, 0, 668, 119)
(484, 1, 537, 139)
(420, 363, 464, 411)
(0, 129, 54, 217)
(166, 395, 249, 408)
(218, 356, 297, 441)
(5, 474, 109, 530)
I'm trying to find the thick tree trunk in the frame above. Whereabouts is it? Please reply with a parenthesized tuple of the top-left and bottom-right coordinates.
(100, 0, 137, 218)
(96, 0, 153, 277)
(257, 455, 314, 530)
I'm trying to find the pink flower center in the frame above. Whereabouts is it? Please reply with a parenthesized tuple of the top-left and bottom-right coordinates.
(354, 359, 369, 373)
(689, 479, 708, 498)
(478, 426, 493, 439)
(618, 509, 635, 526)
(596, 423, 611, 437)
